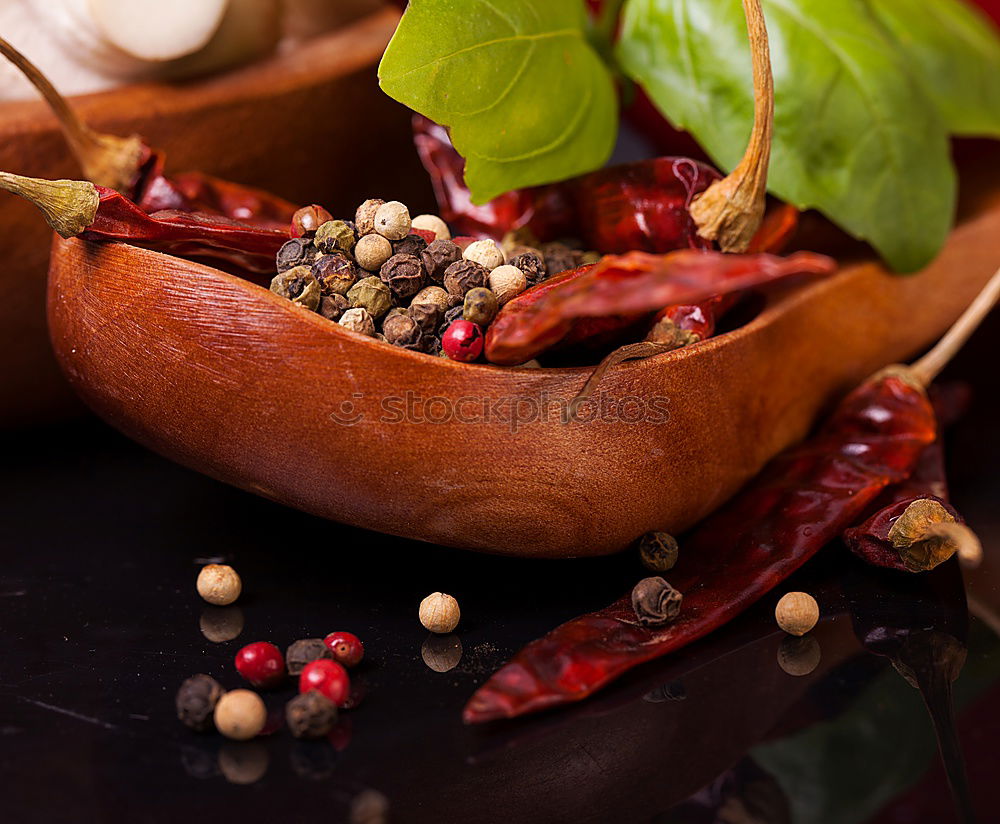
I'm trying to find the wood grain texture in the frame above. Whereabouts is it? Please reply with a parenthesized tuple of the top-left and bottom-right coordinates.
(0, 6, 432, 427)
(46, 177, 1000, 557)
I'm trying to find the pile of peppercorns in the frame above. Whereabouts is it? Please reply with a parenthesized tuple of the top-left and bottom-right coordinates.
(269, 198, 596, 362)
(177, 630, 366, 742)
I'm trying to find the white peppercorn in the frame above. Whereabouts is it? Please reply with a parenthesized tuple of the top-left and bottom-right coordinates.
(355, 233, 393, 272)
(775, 592, 819, 636)
(339, 307, 376, 337)
(213, 689, 266, 741)
(196, 563, 241, 606)
(355, 198, 384, 236)
(419, 592, 460, 634)
(374, 200, 411, 241)
(487, 264, 527, 305)
(411, 213, 451, 241)
(463, 238, 505, 271)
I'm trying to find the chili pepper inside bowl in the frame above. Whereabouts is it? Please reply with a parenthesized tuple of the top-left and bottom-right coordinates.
(45, 180, 1000, 557)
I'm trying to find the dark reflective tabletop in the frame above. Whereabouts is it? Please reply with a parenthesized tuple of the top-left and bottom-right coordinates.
(3, 320, 1000, 824)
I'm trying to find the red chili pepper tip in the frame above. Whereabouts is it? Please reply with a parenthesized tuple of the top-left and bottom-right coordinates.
(234, 641, 285, 688)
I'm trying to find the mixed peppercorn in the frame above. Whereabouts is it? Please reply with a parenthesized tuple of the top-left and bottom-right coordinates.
(269, 198, 596, 362)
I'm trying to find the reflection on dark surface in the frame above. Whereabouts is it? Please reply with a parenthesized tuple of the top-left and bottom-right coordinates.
(2, 319, 1000, 822)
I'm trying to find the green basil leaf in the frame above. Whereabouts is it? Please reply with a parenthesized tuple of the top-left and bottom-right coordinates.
(616, 0, 957, 272)
(869, 0, 1000, 137)
(378, 0, 617, 204)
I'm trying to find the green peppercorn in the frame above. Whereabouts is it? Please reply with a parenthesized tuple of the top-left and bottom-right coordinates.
(312, 253, 358, 296)
(463, 287, 499, 325)
(270, 265, 320, 311)
(347, 276, 392, 320)
(315, 220, 356, 255)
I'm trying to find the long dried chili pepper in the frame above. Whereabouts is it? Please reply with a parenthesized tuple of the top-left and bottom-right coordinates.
(484, 250, 834, 366)
(0, 172, 287, 274)
(464, 268, 1000, 723)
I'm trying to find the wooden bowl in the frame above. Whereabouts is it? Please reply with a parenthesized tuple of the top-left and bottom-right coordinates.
(0, 5, 430, 427)
(46, 173, 1000, 557)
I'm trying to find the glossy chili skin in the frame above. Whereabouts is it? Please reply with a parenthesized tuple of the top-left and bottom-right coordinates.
(464, 373, 937, 722)
(484, 251, 834, 365)
(412, 115, 719, 253)
(842, 389, 967, 572)
(81, 186, 288, 274)
(132, 146, 297, 227)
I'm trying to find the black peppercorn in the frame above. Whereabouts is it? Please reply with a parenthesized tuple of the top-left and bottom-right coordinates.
(443, 259, 488, 297)
(286, 638, 333, 676)
(421, 334, 443, 356)
(408, 301, 443, 336)
(382, 312, 424, 350)
(312, 253, 358, 296)
(286, 690, 338, 739)
(318, 294, 349, 322)
(270, 266, 320, 311)
(421, 239, 463, 283)
(176, 674, 224, 732)
(315, 220, 357, 255)
(276, 237, 318, 272)
(437, 304, 464, 337)
(379, 253, 426, 303)
(540, 241, 582, 276)
(631, 577, 683, 627)
(508, 250, 547, 285)
(639, 532, 679, 573)
(392, 232, 428, 259)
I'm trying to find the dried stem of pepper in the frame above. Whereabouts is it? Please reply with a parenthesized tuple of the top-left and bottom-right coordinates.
(689, 0, 774, 252)
(465, 268, 1000, 723)
(0, 171, 287, 273)
(0, 36, 144, 194)
(0, 36, 296, 227)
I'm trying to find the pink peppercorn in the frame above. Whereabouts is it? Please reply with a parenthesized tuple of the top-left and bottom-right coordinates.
(300, 659, 350, 707)
(442, 319, 484, 362)
(324, 631, 364, 668)
(235, 642, 285, 688)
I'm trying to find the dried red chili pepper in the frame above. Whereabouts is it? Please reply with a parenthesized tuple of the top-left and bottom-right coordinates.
(842, 394, 981, 573)
(465, 269, 1000, 723)
(0, 172, 287, 274)
(464, 370, 936, 722)
(484, 250, 834, 365)
(413, 114, 717, 253)
(135, 148, 296, 227)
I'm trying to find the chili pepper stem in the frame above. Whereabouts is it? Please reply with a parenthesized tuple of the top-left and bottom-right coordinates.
(0, 171, 99, 238)
(571, 341, 678, 411)
(689, 0, 774, 252)
(0, 36, 144, 193)
(910, 265, 1000, 386)
(926, 522, 983, 569)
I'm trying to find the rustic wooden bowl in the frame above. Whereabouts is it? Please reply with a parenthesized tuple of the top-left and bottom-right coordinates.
(0, 5, 429, 427)
(46, 168, 1000, 557)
